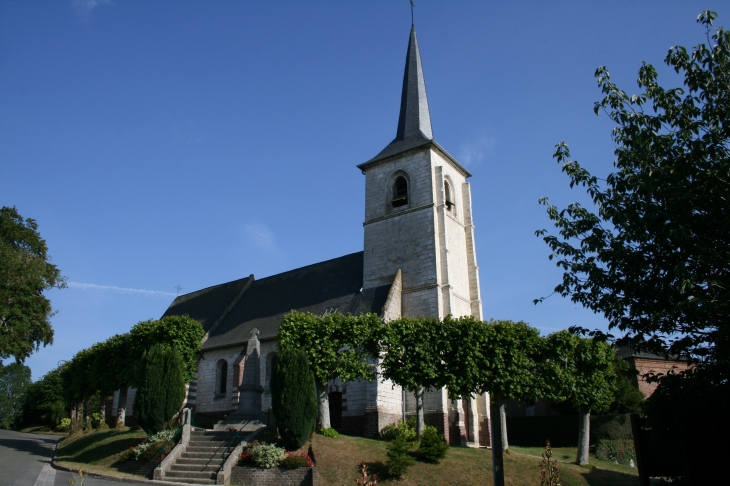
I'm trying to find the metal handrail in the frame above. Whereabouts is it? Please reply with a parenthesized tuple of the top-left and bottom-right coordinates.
(220, 411, 267, 465)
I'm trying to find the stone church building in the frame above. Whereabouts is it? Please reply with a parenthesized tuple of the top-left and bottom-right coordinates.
(119, 26, 492, 446)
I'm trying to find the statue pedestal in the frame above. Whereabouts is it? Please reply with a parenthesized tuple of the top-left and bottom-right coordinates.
(235, 383, 264, 418)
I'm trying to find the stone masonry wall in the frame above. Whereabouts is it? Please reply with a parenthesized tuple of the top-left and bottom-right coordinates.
(230, 466, 314, 486)
(196, 346, 245, 414)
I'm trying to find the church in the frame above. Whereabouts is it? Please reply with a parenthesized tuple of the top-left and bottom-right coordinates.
(153, 26, 492, 446)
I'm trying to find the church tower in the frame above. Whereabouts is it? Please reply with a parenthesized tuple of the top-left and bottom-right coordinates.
(359, 26, 483, 321)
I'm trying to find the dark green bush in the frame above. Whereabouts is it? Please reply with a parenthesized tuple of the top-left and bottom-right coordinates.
(593, 414, 632, 440)
(281, 455, 308, 469)
(386, 433, 415, 477)
(270, 347, 318, 450)
(319, 427, 339, 438)
(595, 438, 636, 466)
(380, 417, 416, 442)
(416, 426, 448, 462)
(133, 345, 185, 435)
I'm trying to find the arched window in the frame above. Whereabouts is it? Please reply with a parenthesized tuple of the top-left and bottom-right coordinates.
(391, 176, 408, 208)
(266, 353, 278, 390)
(444, 181, 454, 212)
(216, 360, 228, 395)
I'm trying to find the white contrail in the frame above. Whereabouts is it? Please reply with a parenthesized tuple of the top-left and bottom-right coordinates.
(68, 282, 176, 298)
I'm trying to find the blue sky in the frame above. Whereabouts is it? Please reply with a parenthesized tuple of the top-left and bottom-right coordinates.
(1, 1, 721, 380)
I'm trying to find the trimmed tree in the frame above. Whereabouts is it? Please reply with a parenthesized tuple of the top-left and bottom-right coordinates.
(478, 320, 543, 486)
(133, 344, 186, 435)
(379, 316, 448, 439)
(270, 346, 318, 450)
(542, 331, 615, 465)
(278, 311, 381, 430)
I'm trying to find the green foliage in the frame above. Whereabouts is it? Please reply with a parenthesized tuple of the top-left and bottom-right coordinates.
(0, 362, 31, 428)
(22, 367, 65, 427)
(475, 320, 544, 402)
(593, 415, 632, 441)
(595, 438, 636, 466)
(319, 427, 339, 438)
(118, 448, 135, 463)
(416, 426, 448, 462)
(536, 12, 730, 368)
(132, 427, 180, 461)
(0, 207, 66, 363)
(608, 356, 645, 414)
(129, 316, 204, 384)
(250, 443, 286, 469)
(281, 453, 313, 469)
(380, 417, 416, 442)
(385, 432, 415, 477)
(133, 344, 186, 435)
(270, 346, 318, 450)
(541, 331, 615, 413)
(379, 316, 447, 395)
(57, 417, 71, 432)
(278, 311, 381, 387)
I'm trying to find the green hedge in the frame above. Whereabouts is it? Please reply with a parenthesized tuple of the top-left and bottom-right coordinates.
(506, 414, 632, 447)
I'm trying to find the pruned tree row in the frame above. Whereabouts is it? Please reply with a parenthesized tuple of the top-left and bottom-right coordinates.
(57, 315, 204, 434)
(277, 311, 618, 484)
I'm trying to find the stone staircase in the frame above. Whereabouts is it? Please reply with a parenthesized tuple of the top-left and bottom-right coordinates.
(164, 429, 240, 484)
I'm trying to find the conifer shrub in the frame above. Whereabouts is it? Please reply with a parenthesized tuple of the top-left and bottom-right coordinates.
(416, 426, 448, 462)
(386, 432, 415, 477)
(270, 346, 318, 450)
(133, 344, 186, 434)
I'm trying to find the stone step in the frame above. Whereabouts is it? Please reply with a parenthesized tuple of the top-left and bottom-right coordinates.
(165, 475, 216, 484)
(189, 433, 236, 440)
(169, 464, 220, 473)
(181, 451, 223, 460)
(188, 440, 230, 447)
(166, 470, 217, 480)
(174, 458, 219, 467)
(186, 445, 227, 453)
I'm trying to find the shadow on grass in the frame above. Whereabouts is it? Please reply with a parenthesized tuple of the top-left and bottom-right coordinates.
(362, 461, 390, 482)
(57, 430, 145, 465)
(580, 466, 640, 486)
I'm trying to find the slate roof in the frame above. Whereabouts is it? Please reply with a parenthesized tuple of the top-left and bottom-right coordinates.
(358, 26, 471, 177)
(162, 252, 391, 351)
(162, 277, 249, 333)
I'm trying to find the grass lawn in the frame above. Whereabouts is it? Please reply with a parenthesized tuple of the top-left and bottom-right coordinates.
(55, 427, 148, 478)
(311, 434, 640, 486)
(509, 445, 637, 475)
(18, 425, 68, 435)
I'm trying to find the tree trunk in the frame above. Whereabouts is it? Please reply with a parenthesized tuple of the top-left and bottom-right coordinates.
(116, 388, 127, 428)
(415, 386, 425, 439)
(99, 396, 106, 429)
(490, 399, 505, 486)
(84, 396, 91, 432)
(317, 383, 331, 430)
(500, 402, 509, 450)
(576, 407, 591, 465)
(69, 405, 77, 434)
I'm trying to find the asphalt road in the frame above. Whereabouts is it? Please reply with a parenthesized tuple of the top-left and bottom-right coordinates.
(0, 429, 132, 486)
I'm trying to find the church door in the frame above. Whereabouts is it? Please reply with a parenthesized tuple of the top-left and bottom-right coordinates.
(328, 392, 342, 430)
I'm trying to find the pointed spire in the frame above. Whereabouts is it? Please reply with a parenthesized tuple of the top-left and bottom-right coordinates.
(360, 26, 435, 166)
(395, 26, 433, 142)
(359, 26, 469, 176)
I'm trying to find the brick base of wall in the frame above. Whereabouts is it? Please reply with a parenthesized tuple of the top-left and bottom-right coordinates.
(230, 466, 314, 486)
(339, 415, 366, 437)
(364, 410, 402, 438)
(479, 418, 491, 447)
(424, 412, 449, 444)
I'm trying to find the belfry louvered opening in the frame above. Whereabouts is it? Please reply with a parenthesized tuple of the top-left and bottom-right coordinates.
(391, 176, 409, 208)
